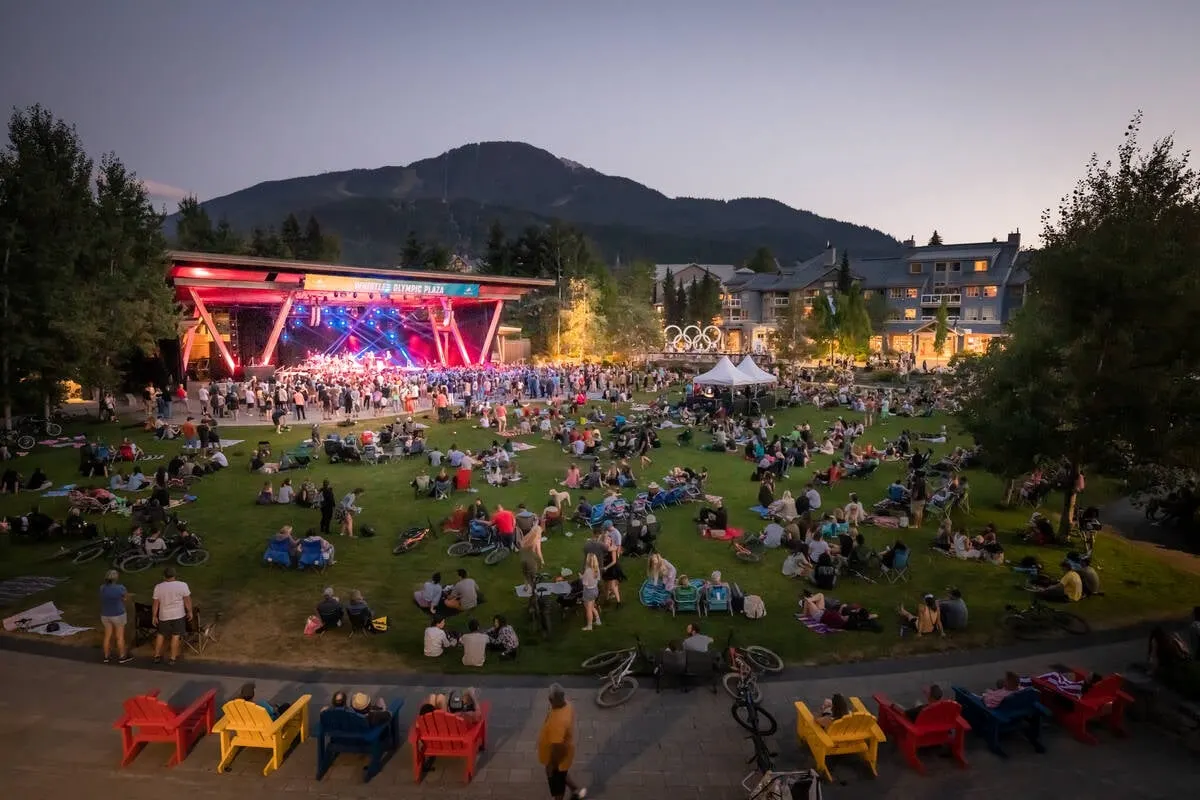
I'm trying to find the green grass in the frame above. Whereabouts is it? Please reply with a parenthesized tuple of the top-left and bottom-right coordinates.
(0, 396, 1190, 675)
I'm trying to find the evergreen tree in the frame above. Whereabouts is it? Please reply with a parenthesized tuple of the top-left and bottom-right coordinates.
(174, 195, 215, 251)
(674, 278, 687, 324)
(280, 213, 303, 258)
(684, 277, 700, 324)
(213, 217, 243, 254)
(836, 250, 853, 293)
(301, 215, 325, 260)
(482, 221, 510, 275)
(746, 246, 776, 273)
(928, 230, 944, 246)
(660, 267, 676, 323)
(400, 230, 423, 267)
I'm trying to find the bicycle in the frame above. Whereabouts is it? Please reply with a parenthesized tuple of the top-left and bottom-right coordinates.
(730, 668, 778, 735)
(446, 520, 511, 565)
(1, 428, 35, 451)
(722, 632, 785, 700)
(392, 520, 436, 554)
(732, 539, 764, 563)
(120, 533, 210, 572)
(1002, 598, 1090, 641)
(594, 636, 649, 708)
(17, 415, 64, 439)
(742, 769, 823, 800)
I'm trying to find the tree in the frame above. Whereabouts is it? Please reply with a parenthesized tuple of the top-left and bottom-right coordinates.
(482, 222, 510, 275)
(866, 291, 890, 342)
(834, 284, 872, 355)
(745, 246, 776, 273)
(557, 277, 603, 359)
(421, 242, 452, 271)
(957, 113, 1200, 535)
(684, 278, 699, 325)
(807, 291, 839, 360)
(300, 215, 339, 261)
(174, 195, 215, 251)
(212, 217, 243, 254)
(400, 230, 423, 267)
(836, 250, 853, 293)
(928, 230, 943, 246)
(660, 267, 677, 324)
(769, 300, 815, 364)
(674, 279, 687, 323)
(280, 213, 303, 258)
(248, 226, 285, 258)
(933, 300, 949, 354)
(693, 271, 721, 324)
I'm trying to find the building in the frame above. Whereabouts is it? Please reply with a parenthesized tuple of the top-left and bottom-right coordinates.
(703, 232, 1029, 357)
(653, 263, 743, 312)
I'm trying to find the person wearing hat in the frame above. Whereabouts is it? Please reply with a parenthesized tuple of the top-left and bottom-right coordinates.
(897, 594, 945, 637)
(350, 691, 392, 727)
(99, 569, 133, 664)
(646, 481, 662, 501)
(697, 497, 727, 537)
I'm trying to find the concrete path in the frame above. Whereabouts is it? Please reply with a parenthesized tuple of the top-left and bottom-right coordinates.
(1, 638, 1197, 799)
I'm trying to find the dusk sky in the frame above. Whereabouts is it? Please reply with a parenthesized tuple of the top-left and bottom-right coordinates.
(3, 0, 1198, 246)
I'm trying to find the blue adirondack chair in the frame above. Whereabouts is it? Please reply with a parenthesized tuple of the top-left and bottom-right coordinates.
(297, 539, 329, 570)
(263, 539, 293, 567)
(315, 699, 405, 782)
(953, 686, 1049, 757)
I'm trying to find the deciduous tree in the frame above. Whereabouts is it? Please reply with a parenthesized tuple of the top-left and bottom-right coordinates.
(933, 300, 949, 354)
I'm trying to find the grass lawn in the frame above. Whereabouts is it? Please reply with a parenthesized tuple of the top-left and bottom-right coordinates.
(0, 393, 1191, 675)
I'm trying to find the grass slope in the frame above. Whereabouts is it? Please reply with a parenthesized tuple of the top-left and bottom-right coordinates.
(0, 398, 1190, 674)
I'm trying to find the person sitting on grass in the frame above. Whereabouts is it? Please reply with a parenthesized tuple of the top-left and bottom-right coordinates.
(938, 588, 969, 631)
(811, 552, 838, 591)
(487, 614, 520, 659)
(461, 618, 491, 667)
(276, 478, 294, 504)
(820, 601, 880, 631)
(1027, 560, 1084, 602)
(239, 682, 289, 720)
(951, 529, 984, 560)
(414, 572, 444, 612)
(898, 594, 945, 636)
(256, 481, 275, 505)
(1067, 554, 1102, 597)
(443, 568, 480, 611)
(423, 616, 460, 657)
(1023, 512, 1057, 545)
(798, 589, 825, 620)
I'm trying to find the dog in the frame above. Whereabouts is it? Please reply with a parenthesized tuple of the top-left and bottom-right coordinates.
(548, 489, 572, 511)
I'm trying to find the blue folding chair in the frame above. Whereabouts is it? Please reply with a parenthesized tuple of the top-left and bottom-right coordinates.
(704, 585, 731, 615)
(263, 539, 293, 567)
(298, 538, 329, 571)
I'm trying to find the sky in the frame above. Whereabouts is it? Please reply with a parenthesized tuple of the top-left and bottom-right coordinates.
(2, 0, 1198, 247)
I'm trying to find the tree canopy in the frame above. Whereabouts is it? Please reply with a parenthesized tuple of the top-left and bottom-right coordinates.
(175, 199, 340, 262)
(745, 246, 777, 273)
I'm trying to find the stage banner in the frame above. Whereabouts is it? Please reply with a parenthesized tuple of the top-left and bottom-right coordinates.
(304, 275, 480, 298)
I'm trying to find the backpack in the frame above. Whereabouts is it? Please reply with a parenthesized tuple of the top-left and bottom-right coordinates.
(730, 582, 746, 614)
(743, 594, 766, 619)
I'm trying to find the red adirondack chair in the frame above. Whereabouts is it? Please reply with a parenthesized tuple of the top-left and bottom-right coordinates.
(113, 688, 217, 767)
(408, 704, 489, 783)
(873, 693, 970, 774)
(1032, 669, 1133, 744)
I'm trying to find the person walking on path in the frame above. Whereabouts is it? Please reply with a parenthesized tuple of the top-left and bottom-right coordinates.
(151, 566, 192, 665)
(99, 570, 133, 664)
(538, 683, 587, 800)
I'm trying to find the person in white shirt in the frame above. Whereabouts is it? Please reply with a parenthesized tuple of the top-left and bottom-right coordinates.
(843, 493, 866, 525)
(423, 617, 459, 657)
(277, 479, 294, 504)
(413, 572, 444, 612)
(151, 567, 192, 665)
(805, 485, 822, 512)
(209, 450, 228, 470)
(198, 386, 210, 415)
(340, 487, 364, 537)
(460, 618, 490, 667)
(807, 532, 831, 562)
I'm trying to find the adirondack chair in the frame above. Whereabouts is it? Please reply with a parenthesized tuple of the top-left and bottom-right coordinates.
(113, 688, 217, 767)
(953, 686, 1049, 757)
(1032, 669, 1133, 744)
(213, 694, 312, 776)
(315, 700, 404, 782)
(872, 693, 970, 774)
(408, 704, 490, 783)
(794, 697, 886, 782)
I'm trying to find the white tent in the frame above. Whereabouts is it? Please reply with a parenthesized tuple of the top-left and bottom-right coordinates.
(737, 356, 778, 384)
(693, 356, 758, 387)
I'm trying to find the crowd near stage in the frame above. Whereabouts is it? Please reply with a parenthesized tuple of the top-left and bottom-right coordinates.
(168, 251, 553, 379)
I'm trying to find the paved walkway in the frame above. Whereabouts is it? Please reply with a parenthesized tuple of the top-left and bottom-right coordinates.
(1, 638, 1197, 799)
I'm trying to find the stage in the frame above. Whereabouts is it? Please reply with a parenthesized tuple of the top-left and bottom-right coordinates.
(168, 251, 553, 378)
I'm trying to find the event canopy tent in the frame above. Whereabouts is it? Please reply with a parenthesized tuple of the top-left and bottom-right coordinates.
(693, 356, 758, 387)
(737, 356, 778, 384)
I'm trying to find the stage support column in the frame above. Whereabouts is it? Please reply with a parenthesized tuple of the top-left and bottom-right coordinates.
(479, 300, 505, 365)
(188, 289, 237, 374)
(430, 308, 448, 366)
(260, 292, 297, 366)
(445, 304, 472, 366)
(180, 323, 200, 367)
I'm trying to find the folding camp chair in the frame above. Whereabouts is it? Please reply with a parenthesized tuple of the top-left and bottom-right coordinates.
(879, 548, 911, 583)
(183, 608, 220, 654)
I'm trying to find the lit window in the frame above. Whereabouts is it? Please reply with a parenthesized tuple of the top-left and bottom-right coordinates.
(983, 286, 998, 298)
(974, 259, 988, 272)
(888, 288, 905, 299)
(906, 288, 919, 299)
(909, 263, 923, 274)
(863, 289, 874, 298)
(903, 308, 917, 320)
(965, 286, 980, 297)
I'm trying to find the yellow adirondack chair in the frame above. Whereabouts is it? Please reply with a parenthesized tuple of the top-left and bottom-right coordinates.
(794, 697, 886, 782)
(213, 695, 312, 776)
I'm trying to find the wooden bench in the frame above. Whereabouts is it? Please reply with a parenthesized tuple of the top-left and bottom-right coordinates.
(113, 688, 216, 767)
(213, 695, 312, 776)
(408, 705, 489, 783)
(873, 693, 969, 774)
(953, 686, 1049, 757)
(795, 697, 886, 782)
(1032, 668, 1133, 744)
(315, 700, 404, 783)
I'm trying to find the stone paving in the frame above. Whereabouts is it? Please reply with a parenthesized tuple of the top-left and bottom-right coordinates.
(2, 638, 1199, 799)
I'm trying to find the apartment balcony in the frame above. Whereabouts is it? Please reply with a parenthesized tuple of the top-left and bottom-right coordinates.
(920, 292, 961, 306)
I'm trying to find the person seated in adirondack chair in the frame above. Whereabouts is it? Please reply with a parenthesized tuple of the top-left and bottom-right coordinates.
(889, 684, 945, 721)
(239, 682, 290, 720)
(816, 693, 851, 729)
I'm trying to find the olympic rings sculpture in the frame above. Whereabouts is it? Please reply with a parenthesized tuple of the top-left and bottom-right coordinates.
(663, 324, 723, 353)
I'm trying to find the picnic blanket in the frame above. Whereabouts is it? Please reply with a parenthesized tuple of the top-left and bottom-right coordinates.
(218, 438, 244, 447)
(866, 514, 901, 528)
(509, 442, 537, 452)
(796, 615, 841, 635)
(0, 578, 69, 609)
(749, 505, 772, 518)
(657, 420, 683, 429)
(2, 600, 90, 637)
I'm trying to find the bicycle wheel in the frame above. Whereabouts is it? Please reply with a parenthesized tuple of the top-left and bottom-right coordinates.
(1002, 613, 1049, 641)
(16, 434, 34, 450)
(722, 671, 762, 703)
(177, 548, 210, 567)
(484, 546, 511, 565)
(732, 701, 778, 736)
(72, 542, 108, 565)
(1048, 609, 1091, 635)
(45, 422, 63, 437)
(596, 676, 639, 708)
(735, 548, 763, 563)
(447, 541, 473, 557)
(745, 646, 785, 673)
(392, 539, 416, 555)
(581, 649, 633, 671)
(120, 554, 155, 573)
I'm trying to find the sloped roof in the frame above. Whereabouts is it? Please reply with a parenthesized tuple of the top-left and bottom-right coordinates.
(694, 356, 758, 386)
(655, 263, 739, 284)
(737, 356, 778, 383)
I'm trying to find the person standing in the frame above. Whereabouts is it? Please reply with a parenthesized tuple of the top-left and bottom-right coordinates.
(319, 479, 335, 534)
(100, 569, 133, 664)
(538, 683, 587, 800)
(293, 387, 307, 420)
(152, 566, 192, 665)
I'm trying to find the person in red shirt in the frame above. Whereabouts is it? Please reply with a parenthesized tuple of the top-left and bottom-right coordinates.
(492, 505, 517, 548)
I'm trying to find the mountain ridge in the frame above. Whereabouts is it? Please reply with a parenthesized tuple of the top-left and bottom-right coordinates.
(174, 141, 902, 265)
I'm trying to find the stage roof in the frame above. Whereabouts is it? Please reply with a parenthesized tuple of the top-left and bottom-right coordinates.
(168, 250, 555, 305)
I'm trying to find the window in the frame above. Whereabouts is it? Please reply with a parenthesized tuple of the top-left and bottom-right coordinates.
(903, 308, 917, 320)
(934, 262, 947, 272)
(906, 288, 919, 299)
(909, 262, 923, 274)
(772, 294, 789, 306)
(973, 259, 988, 272)
(888, 288, 906, 299)
(963, 308, 980, 320)
(983, 286, 998, 298)
(887, 309, 902, 320)
(862, 289, 874, 298)
(980, 305, 997, 321)
(951, 261, 961, 272)
(823, 281, 834, 288)
(965, 286, 980, 297)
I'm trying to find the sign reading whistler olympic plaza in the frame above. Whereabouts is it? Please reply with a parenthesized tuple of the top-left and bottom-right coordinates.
(303, 274, 481, 298)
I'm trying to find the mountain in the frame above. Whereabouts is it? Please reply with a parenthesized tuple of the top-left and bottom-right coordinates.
(176, 141, 902, 265)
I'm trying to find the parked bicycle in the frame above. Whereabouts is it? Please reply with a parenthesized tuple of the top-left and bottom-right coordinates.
(446, 520, 511, 565)
(120, 531, 209, 572)
(732, 539, 764, 563)
(722, 632, 785, 701)
(1002, 599, 1090, 641)
(392, 521, 435, 554)
(17, 415, 64, 439)
(593, 636, 650, 708)
(1, 428, 35, 451)
(730, 667, 778, 735)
